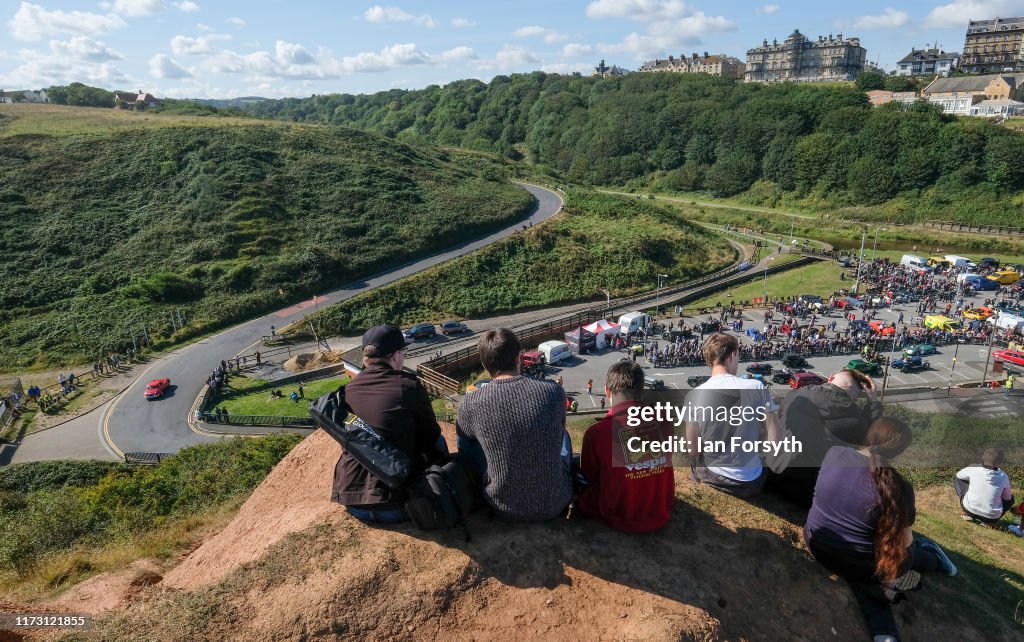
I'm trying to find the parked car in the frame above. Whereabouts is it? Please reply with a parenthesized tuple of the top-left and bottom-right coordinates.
(772, 367, 804, 385)
(144, 378, 170, 400)
(521, 350, 546, 376)
(466, 378, 491, 393)
(891, 355, 930, 372)
(868, 321, 897, 336)
(403, 323, 436, 340)
(903, 343, 937, 357)
(687, 375, 711, 388)
(799, 294, 823, 304)
(962, 307, 994, 321)
(662, 328, 691, 341)
(980, 257, 999, 269)
(789, 372, 826, 389)
(440, 320, 470, 336)
(745, 362, 774, 376)
(993, 349, 1024, 367)
(781, 353, 808, 369)
(847, 358, 882, 376)
(849, 320, 872, 333)
(644, 376, 666, 390)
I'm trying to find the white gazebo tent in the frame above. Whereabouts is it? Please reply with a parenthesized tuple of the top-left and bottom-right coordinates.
(583, 319, 621, 349)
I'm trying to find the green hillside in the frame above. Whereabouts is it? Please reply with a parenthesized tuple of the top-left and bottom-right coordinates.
(307, 191, 735, 336)
(0, 105, 533, 369)
(245, 72, 1024, 225)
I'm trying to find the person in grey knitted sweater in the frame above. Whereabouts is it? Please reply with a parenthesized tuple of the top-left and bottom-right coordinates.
(456, 328, 572, 521)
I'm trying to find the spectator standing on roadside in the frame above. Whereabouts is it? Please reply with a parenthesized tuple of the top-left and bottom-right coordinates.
(298, 383, 305, 399)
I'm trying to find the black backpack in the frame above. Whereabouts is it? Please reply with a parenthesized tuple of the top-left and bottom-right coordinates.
(405, 457, 480, 541)
(309, 391, 412, 490)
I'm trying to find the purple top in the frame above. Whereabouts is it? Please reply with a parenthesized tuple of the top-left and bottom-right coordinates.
(806, 446, 916, 555)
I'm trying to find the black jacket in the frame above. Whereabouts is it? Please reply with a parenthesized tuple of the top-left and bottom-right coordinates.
(330, 363, 443, 507)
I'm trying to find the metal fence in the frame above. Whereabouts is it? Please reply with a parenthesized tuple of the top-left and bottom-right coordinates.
(202, 413, 315, 428)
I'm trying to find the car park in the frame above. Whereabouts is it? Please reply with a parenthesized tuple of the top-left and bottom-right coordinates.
(891, 355, 930, 372)
(993, 349, 1024, 367)
(440, 320, 470, 335)
(847, 358, 882, 376)
(745, 362, 774, 376)
(781, 353, 808, 369)
(403, 323, 436, 340)
(789, 372, 825, 389)
(903, 343, 937, 357)
(144, 378, 170, 400)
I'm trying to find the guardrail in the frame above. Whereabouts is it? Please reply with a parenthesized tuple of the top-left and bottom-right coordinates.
(202, 413, 315, 428)
(124, 452, 170, 465)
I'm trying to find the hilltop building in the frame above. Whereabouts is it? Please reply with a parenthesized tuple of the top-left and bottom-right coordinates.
(592, 60, 628, 78)
(960, 16, 1024, 73)
(638, 52, 744, 78)
(745, 29, 867, 83)
(0, 89, 48, 104)
(114, 90, 159, 110)
(921, 72, 1024, 114)
(896, 47, 960, 77)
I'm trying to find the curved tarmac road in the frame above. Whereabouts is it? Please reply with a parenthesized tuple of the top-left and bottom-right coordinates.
(101, 183, 563, 457)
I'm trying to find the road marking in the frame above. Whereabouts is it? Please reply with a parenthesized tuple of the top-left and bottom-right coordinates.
(100, 359, 164, 459)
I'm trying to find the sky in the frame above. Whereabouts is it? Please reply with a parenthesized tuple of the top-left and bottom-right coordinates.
(0, 0, 1020, 99)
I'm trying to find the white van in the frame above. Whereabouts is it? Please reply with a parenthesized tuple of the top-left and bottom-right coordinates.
(537, 340, 572, 365)
(990, 313, 1024, 331)
(617, 311, 651, 336)
(956, 273, 982, 284)
(944, 255, 972, 268)
(900, 254, 926, 269)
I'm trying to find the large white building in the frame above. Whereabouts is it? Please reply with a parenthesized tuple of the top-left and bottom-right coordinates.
(745, 29, 867, 83)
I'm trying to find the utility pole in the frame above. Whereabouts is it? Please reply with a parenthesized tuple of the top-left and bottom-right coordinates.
(946, 339, 960, 396)
(656, 274, 668, 314)
(170, 312, 178, 333)
(981, 327, 997, 387)
(853, 227, 867, 294)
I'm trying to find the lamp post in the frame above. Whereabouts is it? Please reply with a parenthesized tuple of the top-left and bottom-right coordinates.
(872, 227, 886, 260)
(946, 339, 960, 396)
(763, 256, 776, 303)
(853, 226, 867, 294)
(599, 288, 611, 316)
(656, 274, 668, 314)
(880, 327, 900, 402)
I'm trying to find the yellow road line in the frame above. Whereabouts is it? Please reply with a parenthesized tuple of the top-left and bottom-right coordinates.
(101, 358, 162, 459)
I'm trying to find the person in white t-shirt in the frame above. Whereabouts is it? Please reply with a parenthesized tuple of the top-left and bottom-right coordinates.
(954, 448, 1019, 527)
(685, 333, 782, 498)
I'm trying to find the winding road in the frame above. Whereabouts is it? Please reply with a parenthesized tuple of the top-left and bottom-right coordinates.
(10, 183, 564, 461)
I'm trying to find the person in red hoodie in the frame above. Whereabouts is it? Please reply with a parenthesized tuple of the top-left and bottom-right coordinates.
(577, 361, 675, 533)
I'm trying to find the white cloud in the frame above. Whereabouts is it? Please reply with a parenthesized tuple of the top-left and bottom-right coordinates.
(451, 17, 475, 28)
(513, 25, 568, 44)
(9, 2, 127, 42)
(176, 1, 200, 12)
(0, 41, 131, 89)
(923, 1, 1020, 29)
(758, 4, 780, 14)
(196, 22, 214, 31)
(170, 33, 230, 55)
(226, 16, 246, 27)
(364, 6, 437, 28)
(586, 0, 735, 58)
(109, 0, 165, 17)
(586, 0, 691, 21)
(541, 62, 593, 74)
(50, 36, 125, 62)
(440, 46, 477, 61)
(561, 42, 593, 58)
(150, 53, 192, 78)
(853, 8, 909, 29)
(495, 46, 542, 68)
(275, 40, 315, 65)
(338, 42, 433, 72)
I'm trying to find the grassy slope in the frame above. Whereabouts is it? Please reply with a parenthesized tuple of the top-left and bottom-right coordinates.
(212, 375, 348, 417)
(307, 190, 736, 337)
(0, 105, 533, 370)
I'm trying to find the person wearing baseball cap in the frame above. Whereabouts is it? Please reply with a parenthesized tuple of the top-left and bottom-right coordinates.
(329, 324, 446, 523)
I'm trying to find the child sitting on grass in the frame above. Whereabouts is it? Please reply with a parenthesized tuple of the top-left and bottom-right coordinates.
(954, 448, 1021, 534)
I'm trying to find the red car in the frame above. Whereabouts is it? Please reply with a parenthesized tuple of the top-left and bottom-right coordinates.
(993, 350, 1024, 367)
(869, 321, 897, 336)
(789, 372, 826, 389)
(144, 378, 171, 400)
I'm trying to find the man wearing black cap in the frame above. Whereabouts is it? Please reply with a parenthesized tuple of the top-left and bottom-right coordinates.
(331, 324, 446, 522)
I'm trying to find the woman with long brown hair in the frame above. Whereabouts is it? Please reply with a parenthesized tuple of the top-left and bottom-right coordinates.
(805, 417, 957, 642)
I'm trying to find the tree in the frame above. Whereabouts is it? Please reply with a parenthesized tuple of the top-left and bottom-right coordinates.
(848, 156, 896, 204)
(762, 135, 797, 190)
(706, 151, 760, 197)
(884, 76, 918, 92)
(985, 134, 1024, 190)
(855, 71, 886, 92)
